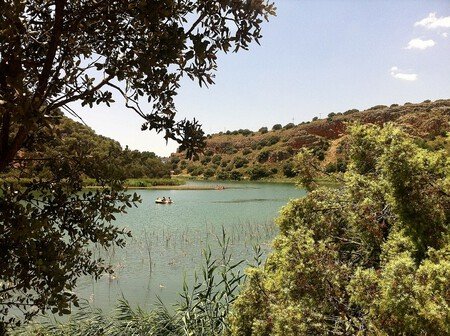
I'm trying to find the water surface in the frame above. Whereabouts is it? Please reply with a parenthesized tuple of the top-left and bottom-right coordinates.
(76, 181, 305, 311)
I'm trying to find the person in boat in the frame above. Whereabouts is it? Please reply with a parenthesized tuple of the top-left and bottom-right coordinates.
(162, 196, 166, 202)
(168, 197, 172, 203)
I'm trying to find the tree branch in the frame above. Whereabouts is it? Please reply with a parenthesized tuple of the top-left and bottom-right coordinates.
(186, 12, 207, 36)
(34, 0, 67, 103)
(49, 74, 114, 111)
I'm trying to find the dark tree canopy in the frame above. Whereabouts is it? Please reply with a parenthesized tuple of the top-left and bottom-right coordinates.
(0, 0, 275, 168)
(0, 0, 275, 330)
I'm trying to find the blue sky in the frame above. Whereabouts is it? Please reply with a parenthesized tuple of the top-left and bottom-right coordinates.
(74, 0, 450, 156)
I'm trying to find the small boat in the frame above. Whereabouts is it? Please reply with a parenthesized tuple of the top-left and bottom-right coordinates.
(155, 198, 173, 204)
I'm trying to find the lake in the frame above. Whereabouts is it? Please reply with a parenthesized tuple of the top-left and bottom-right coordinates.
(76, 181, 305, 312)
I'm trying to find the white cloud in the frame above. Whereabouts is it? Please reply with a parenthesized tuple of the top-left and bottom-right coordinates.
(415, 12, 450, 29)
(392, 73, 418, 81)
(442, 32, 449, 38)
(390, 66, 418, 81)
(406, 38, 435, 50)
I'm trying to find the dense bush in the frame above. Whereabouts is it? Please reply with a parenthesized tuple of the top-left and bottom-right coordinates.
(343, 109, 359, 115)
(216, 171, 230, 180)
(271, 150, 290, 162)
(259, 127, 268, 134)
(283, 123, 295, 130)
(204, 149, 214, 156)
(239, 129, 253, 136)
(267, 136, 280, 146)
(190, 166, 204, 176)
(325, 158, 347, 173)
(225, 146, 238, 154)
(233, 156, 249, 168)
(13, 117, 172, 181)
(272, 124, 282, 131)
(247, 165, 272, 180)
(257, 151, 270, 163)
(230, 171, 243, 181)
(230, 124, 450, 335)
(212, 155, 222, 165)
(203, 168, 215, 179)
(282, 162, 297, 177)
(201, 156, 212, 164)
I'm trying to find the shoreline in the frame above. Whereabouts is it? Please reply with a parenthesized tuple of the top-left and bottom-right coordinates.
(84, 185, 234, 190)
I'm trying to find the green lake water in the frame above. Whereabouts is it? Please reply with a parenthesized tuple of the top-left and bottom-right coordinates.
(76, 181, 305, 312)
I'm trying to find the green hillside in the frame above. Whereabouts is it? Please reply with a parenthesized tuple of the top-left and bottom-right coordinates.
(171, 99, 450, 180)
(1, 113, 172, 183)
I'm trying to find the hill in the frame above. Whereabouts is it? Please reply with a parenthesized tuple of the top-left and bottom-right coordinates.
(171, 99, 450, 180)
(2, 113, 172, 182)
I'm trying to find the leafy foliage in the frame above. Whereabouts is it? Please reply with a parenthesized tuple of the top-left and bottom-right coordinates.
(0, 0, 275, 330)
(0, 0, 275, 164)
(0, 166, 139, 329)
(229, 124, 450, 335)
(272, 124, 282, 131)
(2, 115, 171, 181)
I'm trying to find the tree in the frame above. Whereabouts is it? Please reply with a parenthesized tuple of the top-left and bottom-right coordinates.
(272, 124, 282, 131)
(233, 156, 249, 169)
(258, 127, 268, 134)
(247, 165, 271, 180)
(230, 124, 450, 335)
(282, 161, 297, 177)
(257, 150, 270, 163)
(283, 122, 295, 129)
(0, 0, 275, 330)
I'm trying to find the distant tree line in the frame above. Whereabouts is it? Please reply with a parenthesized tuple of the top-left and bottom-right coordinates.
(2, 114, 171, 181)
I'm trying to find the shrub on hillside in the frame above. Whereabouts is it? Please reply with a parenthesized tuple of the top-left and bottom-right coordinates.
(272, 124, 282, 131)
(257, 151, 270, 163)
(282, 161, 297, 177)
(203, 168, 215, 179)
(190, 166, 204, 176)
(267, 136, 280, 146)
(225, 146, 238, 154)
(242, 148, 252, 155)
(230, 171, 243, 181)
(344, 109, 359, 115)
(233, 156, 249, 168)
(216, 171, 230, 180)
(247, 165, 272, 180)
(201, 156, 212, 164)
(211, 155, 222, 165)
(283, 123, 295, 130)
(239, 129, 253, 136)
